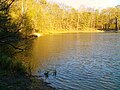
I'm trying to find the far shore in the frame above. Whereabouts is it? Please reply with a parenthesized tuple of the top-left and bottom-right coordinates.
(32, 29, 120, 37)
(34, 29, 104, 37)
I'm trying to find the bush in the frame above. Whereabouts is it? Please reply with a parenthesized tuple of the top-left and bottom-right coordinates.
(0, 54, 12, 70)
(12, 60, 26, 75)
(0, 53, 26, 75)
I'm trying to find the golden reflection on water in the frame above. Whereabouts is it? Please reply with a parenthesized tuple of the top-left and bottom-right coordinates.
(31, 33, 96, 73)
(15, 33, 120, 90)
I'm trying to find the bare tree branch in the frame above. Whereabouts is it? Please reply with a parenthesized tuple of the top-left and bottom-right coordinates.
(0, 24, 23, 40)
(0, 41, 24, 51)
(0, 0, 15, 11)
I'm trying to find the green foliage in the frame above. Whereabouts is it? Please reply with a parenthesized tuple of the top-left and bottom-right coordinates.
(0, 53, 26, 74)
(0, 54, 12, 70)
(0, 0, 32, 75)
(20, 14, 34, 36)
(12, 60, 26, 74)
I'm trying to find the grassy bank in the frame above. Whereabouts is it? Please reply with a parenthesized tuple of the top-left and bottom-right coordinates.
(36, 28, 104, 37)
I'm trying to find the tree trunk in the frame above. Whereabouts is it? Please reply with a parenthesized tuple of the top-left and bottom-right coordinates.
(115, 17, 118, 31)
(77, 13, 79, 30)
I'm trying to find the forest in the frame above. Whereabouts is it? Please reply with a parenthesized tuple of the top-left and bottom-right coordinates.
(1, 0, 120, 37)
(12, 0, 120, 33)
(12, 0, 120, 32)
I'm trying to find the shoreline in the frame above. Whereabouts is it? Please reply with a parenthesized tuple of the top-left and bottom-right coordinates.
(29, 76, 56, 90)
(36, 30, 104, 37)
(0, 71, 55, 90)
(34, 29, 120, 37)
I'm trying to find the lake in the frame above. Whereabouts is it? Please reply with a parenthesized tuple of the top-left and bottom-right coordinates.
(29, 33, 120, 90)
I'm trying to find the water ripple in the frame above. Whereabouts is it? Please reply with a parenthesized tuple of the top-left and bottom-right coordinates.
(34, 33, 120, 90)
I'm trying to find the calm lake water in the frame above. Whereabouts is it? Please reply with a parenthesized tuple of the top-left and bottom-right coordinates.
(30, 33, 120, 90)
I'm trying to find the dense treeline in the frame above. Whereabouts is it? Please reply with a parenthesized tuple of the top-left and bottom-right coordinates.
(8, 0, 120, 34)
(0, 0, 120, 39)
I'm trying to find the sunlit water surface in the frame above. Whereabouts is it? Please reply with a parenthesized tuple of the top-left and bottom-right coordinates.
(30, 33, 120, 90)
